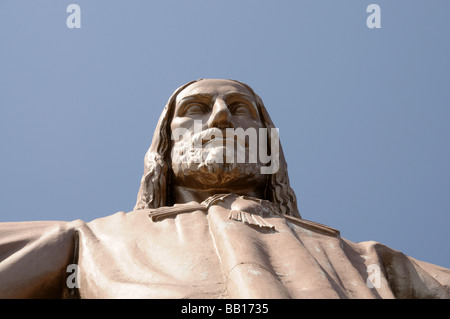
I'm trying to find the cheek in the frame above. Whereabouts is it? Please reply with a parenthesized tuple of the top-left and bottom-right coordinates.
(170, 117, 209, 144)
(170, 117, 194, 132)
(171, 115, 211, 131)
(232, 117, 265, 130)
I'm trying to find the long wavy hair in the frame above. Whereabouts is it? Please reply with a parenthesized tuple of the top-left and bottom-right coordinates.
(134, 79, 301, 218)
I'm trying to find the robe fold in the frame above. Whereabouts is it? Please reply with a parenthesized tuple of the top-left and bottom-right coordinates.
(1, 201, 449, 299)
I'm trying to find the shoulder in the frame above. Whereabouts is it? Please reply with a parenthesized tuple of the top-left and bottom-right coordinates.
(0, 219, 85, 298)
(344, 239, 450, 298)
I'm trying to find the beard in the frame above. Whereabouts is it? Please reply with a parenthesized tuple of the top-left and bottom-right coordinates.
(170, 128, 267, 189)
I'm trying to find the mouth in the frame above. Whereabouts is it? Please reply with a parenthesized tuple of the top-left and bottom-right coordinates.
(193, 128, 247, 148)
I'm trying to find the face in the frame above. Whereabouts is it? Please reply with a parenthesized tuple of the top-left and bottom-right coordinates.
(169, 79, 267, 189)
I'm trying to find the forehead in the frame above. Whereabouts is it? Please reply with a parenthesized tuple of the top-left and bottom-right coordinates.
(175, 79, 254, 103)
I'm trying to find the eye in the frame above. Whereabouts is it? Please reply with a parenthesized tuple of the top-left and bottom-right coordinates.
(183, 102, 208, 116)
(230, 102, 252, 116)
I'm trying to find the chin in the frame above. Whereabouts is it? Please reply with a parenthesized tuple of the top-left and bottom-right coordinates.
(171, 144, 267, 189)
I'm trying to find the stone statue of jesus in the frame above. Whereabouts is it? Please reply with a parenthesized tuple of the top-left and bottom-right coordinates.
(1, 79, 449, 298)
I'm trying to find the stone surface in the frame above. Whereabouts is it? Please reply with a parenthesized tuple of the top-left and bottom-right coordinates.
(0, 79, 449, 298)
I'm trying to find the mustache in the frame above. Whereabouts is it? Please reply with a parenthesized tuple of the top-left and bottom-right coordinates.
(188, 128, 247, 148)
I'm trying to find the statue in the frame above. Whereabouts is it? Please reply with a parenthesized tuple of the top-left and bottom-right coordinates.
(0, 79, 449, 299)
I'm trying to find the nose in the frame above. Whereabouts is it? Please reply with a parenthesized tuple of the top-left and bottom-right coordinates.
(207, 99, 234, 129)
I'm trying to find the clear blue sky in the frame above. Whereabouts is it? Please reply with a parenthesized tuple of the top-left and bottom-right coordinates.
(1, 1, 449, 269)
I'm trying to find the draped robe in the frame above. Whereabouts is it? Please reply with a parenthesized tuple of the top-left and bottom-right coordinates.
(1, 195, 449, 299)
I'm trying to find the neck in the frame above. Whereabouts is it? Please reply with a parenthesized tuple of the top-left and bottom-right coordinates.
(171, 184, 266, 204)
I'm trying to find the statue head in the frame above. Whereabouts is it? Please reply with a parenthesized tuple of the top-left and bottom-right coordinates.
(134, 79, 300, 218)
